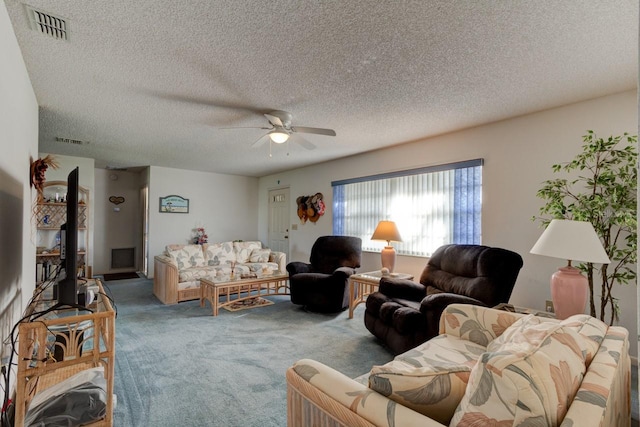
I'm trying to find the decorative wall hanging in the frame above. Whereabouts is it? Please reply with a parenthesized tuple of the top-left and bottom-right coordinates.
(109, 196, 125, 205)
(296, 193, 325, 224)
(159, 195, 189, 213)
(30, 155, 59, 199)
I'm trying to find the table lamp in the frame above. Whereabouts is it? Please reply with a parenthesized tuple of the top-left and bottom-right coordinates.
(530, 219, 610, 320)
(371, 220, 402, 273)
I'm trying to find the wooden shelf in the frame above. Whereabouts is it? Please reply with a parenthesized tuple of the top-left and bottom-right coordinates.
(36, 181, 90, 284)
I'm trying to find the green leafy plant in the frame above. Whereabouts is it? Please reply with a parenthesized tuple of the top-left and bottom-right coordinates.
(533, 130, 637, 324)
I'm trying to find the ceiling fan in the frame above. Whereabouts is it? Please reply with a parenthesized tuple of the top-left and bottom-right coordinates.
(226, 110, 336, 150)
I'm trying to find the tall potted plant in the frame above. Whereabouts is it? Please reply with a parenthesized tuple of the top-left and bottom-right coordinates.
(534, 130, 637, 325)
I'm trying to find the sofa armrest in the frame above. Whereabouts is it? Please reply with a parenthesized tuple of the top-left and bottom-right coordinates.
(269, 250, 286, 272)
(287, 359, 445, 427)
(560, 326, 631, 427)
(153, 255, 179, 304)
(437, 303, 525, 345)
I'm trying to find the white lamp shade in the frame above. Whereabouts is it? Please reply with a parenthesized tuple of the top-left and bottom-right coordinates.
(530, 219, 610, 264)
(371, 221, 402, 243)
(269, 131, 289, 144)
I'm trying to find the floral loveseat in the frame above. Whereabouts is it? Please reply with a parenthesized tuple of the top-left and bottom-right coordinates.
(287, 304, 630, 427)
(153, 241, 286, 304)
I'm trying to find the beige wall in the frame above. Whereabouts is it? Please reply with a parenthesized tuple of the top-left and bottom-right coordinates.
(93, 169, 143, 275)
(258, 90, 638, 356)
(147, 166, 259, 278)
(0, 0, 39, 402)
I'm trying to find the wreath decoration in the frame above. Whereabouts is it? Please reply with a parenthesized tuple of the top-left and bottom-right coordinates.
(30, 155, 59, 200)
(296, 192, 325, 224)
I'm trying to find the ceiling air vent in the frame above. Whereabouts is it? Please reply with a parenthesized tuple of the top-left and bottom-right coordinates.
(55, 137, 88, 145)
(25, 5, 69, 40)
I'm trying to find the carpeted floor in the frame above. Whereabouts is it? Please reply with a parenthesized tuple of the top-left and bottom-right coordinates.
(107, 277, 639, 426)
(107, 278, 393, 426)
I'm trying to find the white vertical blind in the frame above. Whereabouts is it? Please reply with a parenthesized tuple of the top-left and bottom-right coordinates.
(332, 160, 482, 257)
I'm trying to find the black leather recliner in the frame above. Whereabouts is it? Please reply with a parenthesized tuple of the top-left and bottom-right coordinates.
(364, 244, 523, 354)
(287, 236, 362, 313)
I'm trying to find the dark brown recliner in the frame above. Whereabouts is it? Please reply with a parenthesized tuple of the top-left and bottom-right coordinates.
(287, 236, 362, 313)
(364, 244, 523, 354)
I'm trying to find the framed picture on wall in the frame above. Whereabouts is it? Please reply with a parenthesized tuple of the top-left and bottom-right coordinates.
(159, 195, 189, 213)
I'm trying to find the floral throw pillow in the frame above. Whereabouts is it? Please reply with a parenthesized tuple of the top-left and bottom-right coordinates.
(233, 241, 262, 263)
(368, 334, 485, 425)
(167, 245, 205, 269)
(204, 242, 235, 266)
(450, 315, 588, 427)
(249, 248, 271, 263)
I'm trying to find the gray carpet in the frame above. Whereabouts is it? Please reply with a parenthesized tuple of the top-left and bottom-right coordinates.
(108, 278, 393, 426)
(108, 278, 639, 426)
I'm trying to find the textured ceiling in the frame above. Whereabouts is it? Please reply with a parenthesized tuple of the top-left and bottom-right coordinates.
(4, 0, 638, 177)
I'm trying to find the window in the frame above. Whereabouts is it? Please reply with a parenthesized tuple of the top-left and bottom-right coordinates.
(332, 159, 482, 257)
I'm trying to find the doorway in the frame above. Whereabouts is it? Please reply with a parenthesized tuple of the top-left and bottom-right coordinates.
(268, 188, 290, 261)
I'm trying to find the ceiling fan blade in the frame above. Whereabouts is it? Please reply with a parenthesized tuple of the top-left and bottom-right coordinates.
(136, 88, 268, 115)
(294, 136, 316, 150)
(264, 113, 284, 127)
(291, 126, 336, 137)
(252, 133, 270, 148)
(217, 126, 272, 130)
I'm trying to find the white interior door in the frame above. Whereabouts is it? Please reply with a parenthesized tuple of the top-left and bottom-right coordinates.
(139, 185, 149, 276)
(268, 188, 290, 262)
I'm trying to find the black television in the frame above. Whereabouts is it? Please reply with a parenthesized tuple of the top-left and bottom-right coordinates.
(56, 167, 79, 306)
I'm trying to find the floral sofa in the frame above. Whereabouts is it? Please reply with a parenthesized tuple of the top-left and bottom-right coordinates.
(287, 304, 630, 427)
(153, 241, 286, 304)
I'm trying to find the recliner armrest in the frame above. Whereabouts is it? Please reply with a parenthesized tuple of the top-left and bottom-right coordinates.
(420, 293, 486, 314)
(379, 277, 426, 301)
(286, 261, 312, 275)
(333, 266, 356, 279)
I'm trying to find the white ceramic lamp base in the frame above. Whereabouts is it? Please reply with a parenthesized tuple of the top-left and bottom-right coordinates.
(380, 246, 396, 273)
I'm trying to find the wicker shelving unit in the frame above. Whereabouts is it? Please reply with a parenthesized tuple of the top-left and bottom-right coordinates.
(35, 181, 90, 283)
(14, 279, 115, 426)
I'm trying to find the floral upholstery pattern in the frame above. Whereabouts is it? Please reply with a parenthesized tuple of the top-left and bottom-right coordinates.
(292, 359, 437, 426)
(450, 315, 591, 426)
(233, 241, 262, 263)
(562, 326, 630, 427)
(243, 262, 279, 273)
(368, 334, 485, 424)
(439, 304, 523, 346)
(203, 242, 236, 266)
(158, 242, 286, 299)
(286, 303, 630, 427)
(250, 248, 272, 263)
(167, 244, 206, 269)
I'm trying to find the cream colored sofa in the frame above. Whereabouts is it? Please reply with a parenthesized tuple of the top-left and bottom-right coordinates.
(153, 241, 286, 304)
(287, 304, 631, 427)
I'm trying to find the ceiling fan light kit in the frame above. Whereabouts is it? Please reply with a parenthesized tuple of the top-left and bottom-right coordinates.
(228, 110, 335, 153)
(269, 130, 290, 143)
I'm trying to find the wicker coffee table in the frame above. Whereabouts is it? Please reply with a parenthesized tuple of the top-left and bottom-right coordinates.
(200, 271, 289, 316)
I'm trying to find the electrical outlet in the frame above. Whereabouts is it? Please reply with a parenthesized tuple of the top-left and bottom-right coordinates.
(545, 300, 554, 313)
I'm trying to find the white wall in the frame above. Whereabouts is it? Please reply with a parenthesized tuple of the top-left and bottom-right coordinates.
(0, 0, 39, 403)
(258, 90, 638, 356)
(93, 169, 142, 275)
(147, 166, 259, 278)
